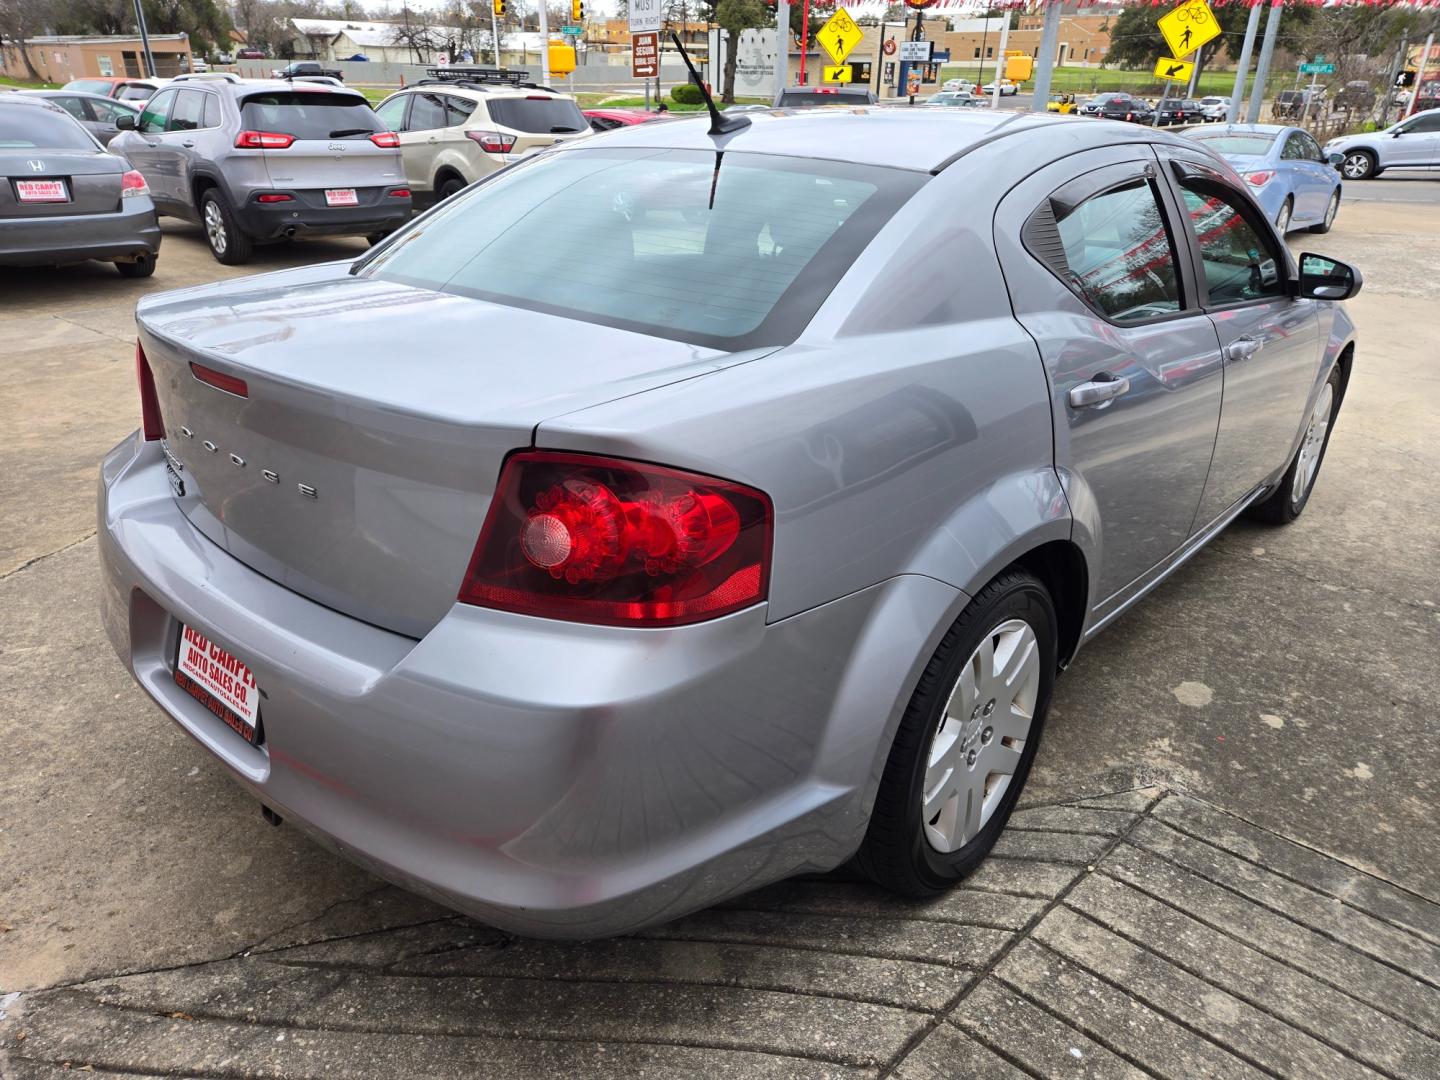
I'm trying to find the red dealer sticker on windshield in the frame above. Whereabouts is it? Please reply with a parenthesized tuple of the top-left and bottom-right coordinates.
(176, 624, 260, 741)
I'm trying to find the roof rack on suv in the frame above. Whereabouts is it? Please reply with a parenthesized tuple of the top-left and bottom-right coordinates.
(425, 67, 527, 86)
(171, 72, 243, 83)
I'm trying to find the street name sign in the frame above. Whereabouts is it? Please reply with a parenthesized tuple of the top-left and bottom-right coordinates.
(632, 31, 659, 78)
(1158, 0, 1219, 61)
(1300, 62, 1336, 74)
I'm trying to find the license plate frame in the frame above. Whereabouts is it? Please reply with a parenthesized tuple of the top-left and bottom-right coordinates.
(175, 624, 263, 746)
(15, 179, 69, 203)
(324, 187, 359, 207)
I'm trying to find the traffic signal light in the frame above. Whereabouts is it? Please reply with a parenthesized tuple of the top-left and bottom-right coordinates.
(572, 0, 584, 21)
(492, 0, 505, 15)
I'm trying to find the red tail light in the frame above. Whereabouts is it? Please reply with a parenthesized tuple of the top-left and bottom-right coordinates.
(234, 130, 295, 149)
(459, 451, 772, 627)
(135, 341, 164, 441)
(189, 361, 249, 398)
(465, 129, 517, 153)
(120, 169, 149, 198)
(256, 192, 292, 203)
(370, 131, 400, 147)
(389, 187, 411, 198)
(1244, 170, 1275, 187)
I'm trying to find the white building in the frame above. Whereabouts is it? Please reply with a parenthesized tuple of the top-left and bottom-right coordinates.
(289, 17, 551, 66)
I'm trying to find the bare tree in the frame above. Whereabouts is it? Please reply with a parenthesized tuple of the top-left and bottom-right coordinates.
(388, 6, 444, 62)
(0, 0, 57, 81)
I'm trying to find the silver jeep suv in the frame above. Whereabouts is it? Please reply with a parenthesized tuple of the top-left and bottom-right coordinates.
(109, 73, 410, 264)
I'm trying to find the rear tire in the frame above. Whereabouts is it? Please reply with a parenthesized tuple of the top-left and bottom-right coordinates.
(1247, 365, 1341, 525)
(856, 569, 1057, 898)
(436, 175, 466, 201)
(115, 255, 156, 278)
(201, 188, 252, 265)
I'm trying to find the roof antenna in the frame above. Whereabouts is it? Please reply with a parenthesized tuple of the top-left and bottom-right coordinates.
(668, 30, 751, 137)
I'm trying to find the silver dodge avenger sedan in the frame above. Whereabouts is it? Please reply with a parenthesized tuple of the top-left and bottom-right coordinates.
(99, 108, 1360, 936)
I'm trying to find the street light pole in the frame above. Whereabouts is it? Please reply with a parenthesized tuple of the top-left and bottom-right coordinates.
(1029, 0, 1061, 111)
(538, 0, 551, 84)
(991, 13, 1009, 108)
(1245, 0, 1283, 124)
(775, 0, 789, 92)
(131, 0, 156, 77)
(1407, 33, 1434, 120)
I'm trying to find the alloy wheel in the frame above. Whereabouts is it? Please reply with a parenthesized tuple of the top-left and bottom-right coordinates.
(922, 618, 1040, 853)
(1342, 153, 1372, 180)
(1291, 381, 1334, 504)
(204, 200, 228, 256)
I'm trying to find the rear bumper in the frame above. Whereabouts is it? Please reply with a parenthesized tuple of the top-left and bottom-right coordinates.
(98, 434, 959, 937)
(0, 200, 161, 267)
(234, 189, 411, 240)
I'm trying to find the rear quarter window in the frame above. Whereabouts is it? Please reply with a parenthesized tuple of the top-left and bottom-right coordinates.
(486, 97, 588, 134)
(239, 92, 383, 140)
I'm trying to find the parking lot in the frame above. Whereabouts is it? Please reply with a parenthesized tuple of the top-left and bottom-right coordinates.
(3, 165, 1439, 1076)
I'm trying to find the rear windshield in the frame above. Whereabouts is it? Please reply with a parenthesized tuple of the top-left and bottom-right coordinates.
(486, 96, 587, 134)
(240, 92, 383, 140)
(777, 89, 872, 106)
(1188, 133, 1276, 155)
(0, 106, 94, 150)
(64, 80, 114, 95)
(362, 147, 923, 349)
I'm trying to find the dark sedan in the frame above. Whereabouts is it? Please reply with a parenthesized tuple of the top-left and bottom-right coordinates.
(0, 96, 160, 276)
(19, 90, 141, 146)
(1092, 93, 1155, 123)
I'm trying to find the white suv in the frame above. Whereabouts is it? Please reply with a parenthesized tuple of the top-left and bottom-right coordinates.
(374, 70, 591, 207)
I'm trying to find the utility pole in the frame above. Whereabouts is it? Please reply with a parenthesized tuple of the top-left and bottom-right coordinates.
(490, 1, 502, 65)
(1185, 43, 1202, 100)
(131, 0, 156, 77)
(1246, 0, 1282, 124)
(1029, 0, 1061, 111)
(1407, 33, 1434, 120)
(1226, 1, 1262, 122)
(977, 19, 988, 90)
(991, 12, 1009, 108)
(538, 0, 551, 84)
(1378, 31, 1407, 128)
(775, 0, 789, 92)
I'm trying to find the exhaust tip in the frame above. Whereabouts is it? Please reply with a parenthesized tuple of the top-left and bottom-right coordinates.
(261, 805, 283, 827)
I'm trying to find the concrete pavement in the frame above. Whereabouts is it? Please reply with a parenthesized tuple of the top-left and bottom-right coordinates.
(2, 194, 1438, 1076)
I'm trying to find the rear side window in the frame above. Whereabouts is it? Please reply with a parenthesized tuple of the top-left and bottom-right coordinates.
(406, 93, 449, 131)
(169, 89, 205, 132)
(0, 106, 95, 149)
(445, 96, 476, 125)
(364, 147, 922, 349)
(486, 97, 588, 133)
(239, 92, 382, 140)
(1052, 180, 1182, 323)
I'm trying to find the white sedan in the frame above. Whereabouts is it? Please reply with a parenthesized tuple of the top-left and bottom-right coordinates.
(980, 81, 1019, 96)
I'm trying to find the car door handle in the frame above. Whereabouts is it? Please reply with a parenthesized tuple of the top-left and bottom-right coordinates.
(1225, 337, 1264, 363)
(182, 140, 195, 147)
(1069, 373, 1131, 408)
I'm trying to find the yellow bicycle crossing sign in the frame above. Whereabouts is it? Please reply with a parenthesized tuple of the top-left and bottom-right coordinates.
(1157, 0, 1220, 60)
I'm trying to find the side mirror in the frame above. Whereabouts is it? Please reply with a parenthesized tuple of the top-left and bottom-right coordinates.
(1326, 151, 1344, 166)
(1296, 252, 1362, 301)
(115, 113, 137, 130)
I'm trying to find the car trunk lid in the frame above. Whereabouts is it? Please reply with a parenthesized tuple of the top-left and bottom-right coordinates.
(0, 149, 123, 217)
(136, 268, 732, 638)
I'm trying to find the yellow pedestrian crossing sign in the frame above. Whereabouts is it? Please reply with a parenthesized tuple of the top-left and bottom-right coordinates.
(1154, 57, 1194, 82)
(1157, 0, 1219, 61)
(816, 7, 864, 67)
(823, 64, 853, 84)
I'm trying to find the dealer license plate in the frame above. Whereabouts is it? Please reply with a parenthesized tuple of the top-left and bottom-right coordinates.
(324, 187, 358, 207)
(16, 179, 68, 203)
(174, 623, 262, 744)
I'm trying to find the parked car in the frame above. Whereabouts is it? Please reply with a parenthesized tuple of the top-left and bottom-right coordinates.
(236, 49, 267, 60)
(1184, 123, 1343, 234)
(99, 109, 1360, 938)
(1076, 95, 1106, 116)
(1197, 94, 1231, 121)
(0, 95, 160, 275)
(980, 80, 1019, 96)
(1155, 98, 1202, 126)
(923, 91, 981, 108)
(1333, 80, 1376, 113)
(109, 74, 409, 263)
(583, 108, 658, 131)
(942, 78, 976, 93)
(374, 71, 590, 208)
(216, 52, 235, 65)
(1324, 107, 1440, 179)
(774, 85, 878, 107)
(271, 60, 344, 81)
(1092, 93, 1154, 123)
(18, 89, 141, 145)
(61, 77, 166, 102)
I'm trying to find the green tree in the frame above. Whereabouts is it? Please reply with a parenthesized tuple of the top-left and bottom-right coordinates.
(714, 0, 766, 102)
(1106, 1, 1313, 71)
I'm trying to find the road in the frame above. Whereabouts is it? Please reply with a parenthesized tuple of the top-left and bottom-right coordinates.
(2, 192, 1438, 1076)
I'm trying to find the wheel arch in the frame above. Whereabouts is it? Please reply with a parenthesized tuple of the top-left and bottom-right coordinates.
(1012, 539, 1088, 669)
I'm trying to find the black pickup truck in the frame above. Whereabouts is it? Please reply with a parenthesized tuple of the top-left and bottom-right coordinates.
(270, 61, 344, 81)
